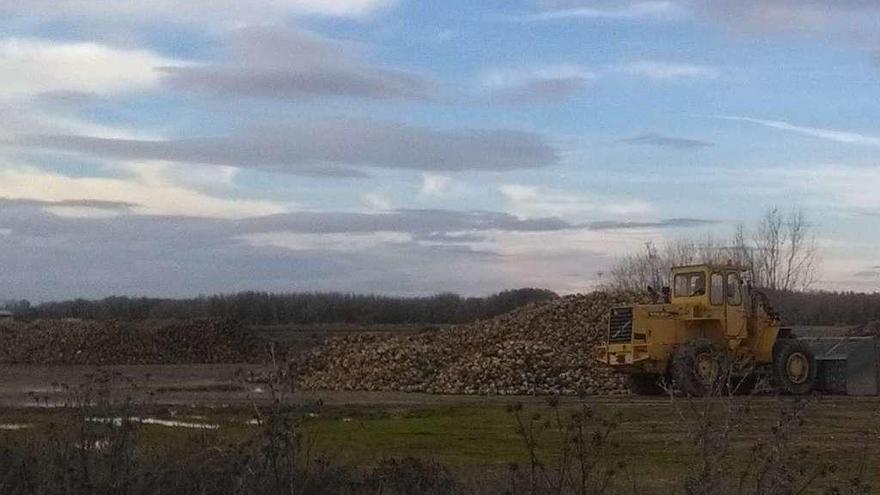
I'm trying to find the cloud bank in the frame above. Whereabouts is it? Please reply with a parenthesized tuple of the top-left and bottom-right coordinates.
(14, 120, 560, 176)
(161, 27, 431, 101)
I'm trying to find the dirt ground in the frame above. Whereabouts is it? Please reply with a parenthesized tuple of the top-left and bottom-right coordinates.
(2, 362, 879, 409)
(0, 363, 605, 408)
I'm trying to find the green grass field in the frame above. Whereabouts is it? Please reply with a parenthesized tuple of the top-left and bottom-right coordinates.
(2, 396, 878, 493)
(300, 397, 880, 491)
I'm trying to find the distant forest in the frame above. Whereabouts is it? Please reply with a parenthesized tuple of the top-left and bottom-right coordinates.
(1, 289, 558, 325)
(765, 289, 880, 327)
(2, 288, 878, 326)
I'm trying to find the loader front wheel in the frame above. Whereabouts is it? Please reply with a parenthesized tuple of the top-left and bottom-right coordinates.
(773, 339, 815, 395)
(671, 339, 722, 397)
(626, 374, 665, 395)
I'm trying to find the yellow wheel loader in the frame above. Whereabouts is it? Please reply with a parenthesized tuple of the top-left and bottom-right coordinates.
(597, 264, 815, 396)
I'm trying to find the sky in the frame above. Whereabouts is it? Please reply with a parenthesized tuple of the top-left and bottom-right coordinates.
(0, 0, 879, 301)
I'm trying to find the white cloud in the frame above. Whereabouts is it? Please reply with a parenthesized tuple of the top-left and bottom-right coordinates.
(0, 164, 285, 219)
(0, 38, 183, 98)
(481, 65, 595, 88)
(686, 2, 880, 62)
(480, 65, 595, 103)
(499, 184, 655, 221)
(244, 231, 412, 252)
(0, 0, 395, 23)
(420, 174, 453, 196)
(766, 165, 880, 211)
(128, 162, 241, 193)
(619, 60, 721, 81)
(690, 1, 880, 34)
(363, 192, 393, 211)
(161, 26, 430, 101)
(712, 116, 880, 147)
(525, 1, 686, 22)
(0, 99, 157, 143)
(475, 60, 718, 103)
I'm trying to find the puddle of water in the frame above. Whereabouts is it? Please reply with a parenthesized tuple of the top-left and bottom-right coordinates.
(76, 439, 111, 450)
(23, 401, 99, 409)
(88, 417, 124, 427)
(25, 387, 58, 394)
(0, 423, 32, 430)
(141, 418, 219, 430)
(87, 417, 219, 430)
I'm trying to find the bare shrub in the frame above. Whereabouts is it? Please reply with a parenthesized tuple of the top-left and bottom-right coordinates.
(506, 397, 629, 495)
(360, 457, 463, 495)
(664, 378, 871, 495)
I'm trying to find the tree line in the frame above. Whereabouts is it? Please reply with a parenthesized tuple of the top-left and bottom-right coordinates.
(764, 289, 880, 326)
(2, 287, 877, 327)
(1, 288, 558, 325)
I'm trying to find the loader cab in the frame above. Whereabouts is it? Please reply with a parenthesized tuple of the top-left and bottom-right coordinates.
(670, 264, 746, 307)
(671, 264, 748, 338)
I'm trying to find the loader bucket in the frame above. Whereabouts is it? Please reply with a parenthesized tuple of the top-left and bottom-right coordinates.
(801, 337, 880, 395)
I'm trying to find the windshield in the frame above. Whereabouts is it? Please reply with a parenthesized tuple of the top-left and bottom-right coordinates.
(674, 272, 706, 297)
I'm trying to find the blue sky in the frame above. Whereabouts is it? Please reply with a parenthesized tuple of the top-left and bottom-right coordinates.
(0, 0, 878, 300)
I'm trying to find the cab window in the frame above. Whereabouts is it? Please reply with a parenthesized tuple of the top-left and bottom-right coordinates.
(726, 272, 742, 306)
(674, 272, 706, 297)
(710, 273, 724, 305)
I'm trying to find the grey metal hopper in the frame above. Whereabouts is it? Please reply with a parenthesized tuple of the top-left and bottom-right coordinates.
(800, 337, 880, 395)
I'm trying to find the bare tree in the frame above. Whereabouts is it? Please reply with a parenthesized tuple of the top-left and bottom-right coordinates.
(604, 207, 819, 292)
(728, 223, 753, 270)
(608, 242, 666, 292)
(753, 208, 783, 289)
(753, 208, 819, 291)
(782, 209, 819, 290)
(607, 238, 712, 291)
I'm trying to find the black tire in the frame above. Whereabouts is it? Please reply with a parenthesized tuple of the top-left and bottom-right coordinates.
(730, 374, 758, 395)
(626, 374, 665, 395)
(728, 356, 759, 395)
(671, 339, 723, 397)
(773, 339, 816, 395)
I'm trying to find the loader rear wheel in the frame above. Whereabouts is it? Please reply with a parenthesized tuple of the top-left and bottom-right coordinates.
(773, 339, 815, 395)
(671, 339, 722, 397)
(626, 374, 664, 395)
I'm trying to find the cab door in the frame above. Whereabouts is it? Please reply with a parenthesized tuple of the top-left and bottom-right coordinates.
(710, 271, 725, 331)
(724, 271, 746, 338)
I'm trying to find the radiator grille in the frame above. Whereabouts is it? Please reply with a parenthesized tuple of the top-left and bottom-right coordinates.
(608, 307, 633, 343)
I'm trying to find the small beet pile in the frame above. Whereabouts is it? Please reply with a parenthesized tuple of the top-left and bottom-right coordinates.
(293, 291, 638, 395)
(0, 318, 264, 365)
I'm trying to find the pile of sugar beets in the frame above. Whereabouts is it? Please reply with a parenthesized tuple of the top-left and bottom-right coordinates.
(293, 291, 641, 395)
(0, 319, 263, 365)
